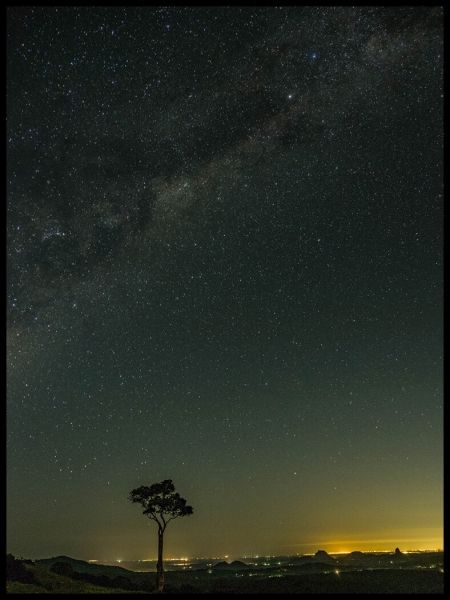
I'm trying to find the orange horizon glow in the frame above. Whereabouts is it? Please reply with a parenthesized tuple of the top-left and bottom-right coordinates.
(282, 540, 444, 555)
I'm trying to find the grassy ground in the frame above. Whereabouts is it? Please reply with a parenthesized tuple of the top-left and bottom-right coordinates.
(6, 564, 148, 594)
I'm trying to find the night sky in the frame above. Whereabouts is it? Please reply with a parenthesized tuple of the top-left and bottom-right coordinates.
(7, 7, 443, 561)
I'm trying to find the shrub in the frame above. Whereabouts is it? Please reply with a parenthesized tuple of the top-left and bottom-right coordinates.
(114, 575, 139, 591)
(6, 554, 36, 584)
(50, 561, 76, 578)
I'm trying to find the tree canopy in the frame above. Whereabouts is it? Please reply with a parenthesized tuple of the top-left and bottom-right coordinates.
(129, 479, 193, 528)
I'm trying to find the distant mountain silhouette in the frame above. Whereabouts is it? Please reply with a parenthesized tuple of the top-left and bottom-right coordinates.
(212, 561, 231, 570)
(392, 548, 406, 561)
(338, 551, 373, 566)
(212, 560, 249, 570)
(334, 548, 411, 568)
(284, 551, 336, 567)
(348, 551, 365, 558)
(314, 550, 337, 565)
(229, 560, 249, 570)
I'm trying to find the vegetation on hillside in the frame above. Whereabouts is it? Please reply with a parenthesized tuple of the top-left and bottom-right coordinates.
(6, 555, 148, 594)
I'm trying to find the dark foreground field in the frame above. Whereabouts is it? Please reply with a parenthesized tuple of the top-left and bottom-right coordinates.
(159, 569, 444, 594)
(6, 557, 444, 594)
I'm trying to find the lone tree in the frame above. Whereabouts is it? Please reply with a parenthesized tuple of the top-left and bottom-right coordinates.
(129, 479, 193, 593)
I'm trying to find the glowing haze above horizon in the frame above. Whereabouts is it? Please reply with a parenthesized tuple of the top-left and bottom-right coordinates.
(7, 6, 442, 562)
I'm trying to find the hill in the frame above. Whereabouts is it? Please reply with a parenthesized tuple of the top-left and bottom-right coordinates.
(7, 558, 147, 594)
(314, 550, 337, 565)
(284, 550, 336, 567)
(212, 560, 249, 570)
(212, 560, 230, 569)
(35, 556, 143, 579)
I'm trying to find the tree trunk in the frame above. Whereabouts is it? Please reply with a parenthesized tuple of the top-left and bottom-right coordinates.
(156, 528, 164, 592)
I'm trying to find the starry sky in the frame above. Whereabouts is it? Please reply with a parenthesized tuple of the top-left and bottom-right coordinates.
(7, 7, 443, 561)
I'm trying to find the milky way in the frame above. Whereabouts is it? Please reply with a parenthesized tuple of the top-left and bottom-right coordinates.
(7, 7, 443, 560)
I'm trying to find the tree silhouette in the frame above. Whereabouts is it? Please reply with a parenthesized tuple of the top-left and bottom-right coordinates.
(129, 479, 193, 593)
